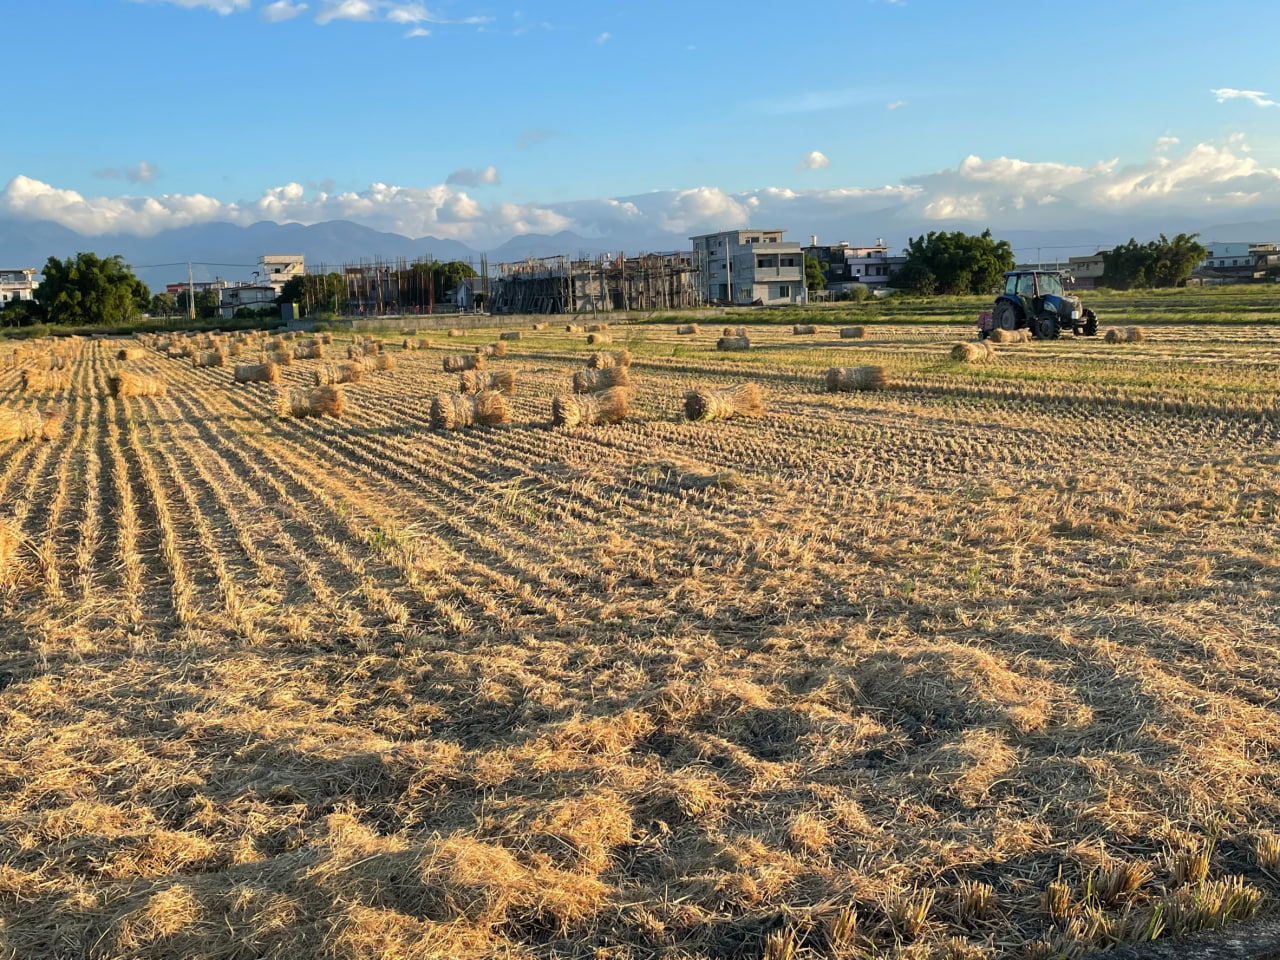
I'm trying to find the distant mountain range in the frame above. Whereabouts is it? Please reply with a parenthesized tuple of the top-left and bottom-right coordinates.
(2, 216, 1277, 290)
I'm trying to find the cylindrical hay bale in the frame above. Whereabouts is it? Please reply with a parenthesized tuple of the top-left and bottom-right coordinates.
(192, 349, 228, 368)
(676, 323, 699, 335)
(166, 346, 188, 360)
(499, 331, 522, 341)
(990, 328, 1017, 343)
(276, 384, 345, 419)
(475, 341, 507, 358)
(685, 383, 764, 422)
(447, 328, 464, 337)
(293, 344, 324, 360)
(401, 339, 426, 350)
(314, 362, 363, 386)
(267, 349, 295, 367)
(109, 372, 166, 398)
(532, 322, 549, 331)
(573, 366, 631, 394)
(717, 336, 750, 351)
(363, 353, 395, 372)
(234, 362, 280, 384)
(264, 337, 285, 351)
(228, 342, 244, 357)
(586, 323, 609, 333)
(430, 391, 509, 430)
(722, 326, 747, 337)
(401, 328, 415, 337)
(588, 349, 632, 369)
(566, 324, 584, 333)
(839, 326, 865, 339)
(443, 353, 483, 373)
(320, 333, 334, 345)
(553, 387, 630, 428)
(0, 406, 64, 442)
(587, 332, 612, 345)
(347, 344, 366, 360)
(22, 369, 71, 392)
(460, 369, 516, 395)
(825, 365, 887, 393)
(793, 324, 818, 335)
(1126, 326, 1144, 343)
(951, 341, 996, 363)
(117, 347, 146, 361)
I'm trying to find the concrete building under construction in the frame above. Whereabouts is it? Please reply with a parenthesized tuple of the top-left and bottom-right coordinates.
(489, 252, 702, 315)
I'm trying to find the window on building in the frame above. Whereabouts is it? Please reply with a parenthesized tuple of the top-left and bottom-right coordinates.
(757, 256, 777, 269)
(778, 284, 790, 298)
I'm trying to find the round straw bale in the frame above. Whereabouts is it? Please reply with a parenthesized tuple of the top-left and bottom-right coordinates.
(588, 349, 632, 369)
(839, 326, 865, 339)
(320, 332, 334, 345)
(566, 324, 585, 333)
(573, 366, 630, 394)
(990, 328, 1029, 344)
(684, 383, 764, 422)
(460, 369, 516, 395)
(430, 391, 509, 430)
(951, 341, 996, 363)
(117, 347, 146, 361)
(587, 333, 612, 345)
(717, 336, 750, 351)
(448, 328, 464, 337)
(499, 331, 523, 341)
(586, 323, 609, 333)
(676, 323, 699, 335)
(21, 369, 71, 392)
(363, 353, 395, 372)
(192, 349, 228, 368)
(234, 362, 281, 384)
(532, 322, 549, 331)
(825, 365, 887, 392)
(109, 371, 166, 398)
(267, 349, 295, 367)
(553, 387, 630, 427)
(276, 384, 345, 419)
(793, 324, 817, 335)
(0, 405, 64, 442)
(443, 353, 484, 373)
(313, 362, 363, 386)
(292, 344, 324, 361)
(263, 337, 285, 351)
(475, 341, 507, 358)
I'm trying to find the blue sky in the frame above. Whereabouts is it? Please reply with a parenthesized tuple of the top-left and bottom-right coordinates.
(3, 0, 1279, 247)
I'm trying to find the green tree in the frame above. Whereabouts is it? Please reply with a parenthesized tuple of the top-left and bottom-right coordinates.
(150, 292, 176, 316)
(1102, 233, 1207, 289)
(896, 230, 1015, 295)
(0, 298, 45, 327)
(804, 255, 825, 292)
(277, 274, 305, 307)
(36, 253, 150, 326)
(176, 289, 221, 320)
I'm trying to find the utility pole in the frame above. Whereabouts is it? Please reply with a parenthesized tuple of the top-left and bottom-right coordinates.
(187, 261, 196, 321)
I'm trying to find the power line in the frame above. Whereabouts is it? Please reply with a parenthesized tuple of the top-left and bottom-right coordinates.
(131, 261, 259, 269)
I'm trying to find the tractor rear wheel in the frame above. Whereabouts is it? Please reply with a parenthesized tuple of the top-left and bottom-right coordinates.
(994, 302, 1018, 331)
(1082, 311, 1098, 336)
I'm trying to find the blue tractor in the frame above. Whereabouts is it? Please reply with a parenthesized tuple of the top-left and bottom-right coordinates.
(979, 270, 1097, 340)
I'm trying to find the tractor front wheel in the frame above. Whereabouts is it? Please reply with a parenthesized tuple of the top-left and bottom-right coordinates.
(1033, 314, 1059, 340)
(994, 302, 1019, 331)
(1082, 310, 1098, 336)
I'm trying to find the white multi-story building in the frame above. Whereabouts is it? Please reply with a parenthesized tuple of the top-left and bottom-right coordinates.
(259, 255, 305, 294)
(690, 229, 805, 305)
(218, 284, 279, 319)
(0, 268, 39, 307)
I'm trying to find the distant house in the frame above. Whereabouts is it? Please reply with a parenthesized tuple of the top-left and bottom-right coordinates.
(218, 284, 279, 319)
(690, 229, 805, 305)
(0, 268, 38, 307)
(1195, 242, 1278, 283)
(803, 240, 904, 294)
(259, 254, 305, 294)
(1066, 253, 1106, 290)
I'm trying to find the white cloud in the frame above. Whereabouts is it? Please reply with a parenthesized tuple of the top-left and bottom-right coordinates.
(315, 0, 377, 23)
(445, 165, 500, 187)
(1211, 87, 1278, 108)
(1154, 135, 1180, 153)
(93, 161, 159, 185)
(261, 0, 308, 21)
(596, 31, 610, 43)
(129, 0, 250, 13)
(796, 151, 830, 171)
(658, 187, 751, 234)
(405, 26, 429, 36)
(886, 100, 908, 110)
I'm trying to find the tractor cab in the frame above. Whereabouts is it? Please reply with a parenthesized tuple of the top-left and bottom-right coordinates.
(980, 270, 1097, 340)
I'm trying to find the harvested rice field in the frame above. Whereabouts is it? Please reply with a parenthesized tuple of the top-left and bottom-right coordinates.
(2, 320, 1280, 959)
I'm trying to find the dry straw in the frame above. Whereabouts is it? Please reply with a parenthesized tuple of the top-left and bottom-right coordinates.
(1105, 326, 1145, 343)
(22, 369, 71, 392)
(117, 347, 146, 361)
(990, 328, 1031, 343)
(475, 342, 507, 358)
(684, 383, 764, 422)
(401, 339, 428, 350)
(293, 344, 324, 360)
(532, 322, 549, 330)
(109, 371, 166, 398)
(0, 517, 17, 578)
(234, 362, 281, 384)
(553, 387, 630, 427)
(840, 326, 866, 339)
(276, 384, 345, 419)
(951, 341, 996, 363)
(430, 391, 509, 430)
(586, 323, 609, 332)
(192, 350, 228, 368)
(347, 345, 366, 360)
(267, 349, 295, 366)
(314, 362, 363, 386)
(443, 353, 484, 373)
(566, 324, 585, 333)
(826, 365, 888, 392)
(717, 336, 750, 351)
(448, 328, 463, 337)
(589, 349, 632, 369)
(0, 406, 65, 442)
(460, 370, 516, 395)
(263, 337, 285, 351)
(793, 324, 817, 335)
(573, 366, 630, 394)
(499, 330, 523, 341)
(587, 332, 612, 345)
(363, 353, 396, 372)
(722, 326, 747, 337)
(319, 332, 334, 345)
(676, 323, 699, 335)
